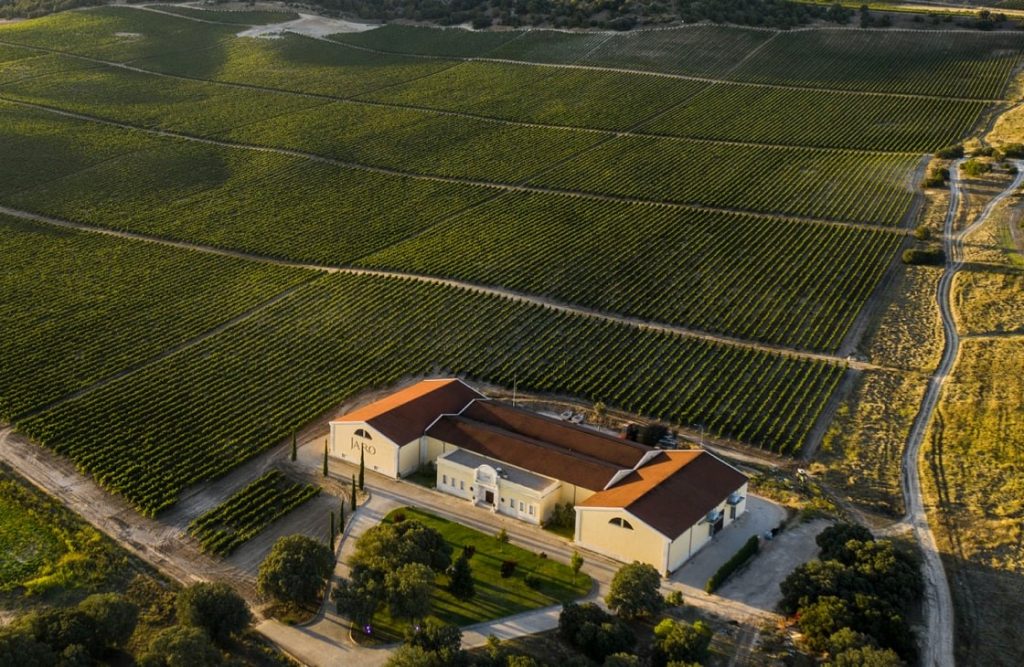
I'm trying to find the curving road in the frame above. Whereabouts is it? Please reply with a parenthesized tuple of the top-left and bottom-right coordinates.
(899, 159, 1024, 667)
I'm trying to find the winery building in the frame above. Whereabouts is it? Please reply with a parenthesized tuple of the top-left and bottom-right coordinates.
(329, 378, 748, 574)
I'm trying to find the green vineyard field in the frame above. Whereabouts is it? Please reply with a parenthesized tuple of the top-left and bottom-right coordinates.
(188, 470, 320, 556)
(0, 214, 309, 421)
(149, 5, 300, 25)
(357, 192, 904, 351)
(17, 273, 842, 514)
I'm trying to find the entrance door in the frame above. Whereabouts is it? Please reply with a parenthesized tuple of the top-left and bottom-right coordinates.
(484, 490, 495, 505)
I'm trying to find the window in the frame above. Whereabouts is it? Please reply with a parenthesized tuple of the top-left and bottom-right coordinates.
(519, 501, 525, 512)
(442, 474, 448, 485)
(729, 505, 736, 520)
(354, 429, 372, 439)
(609, 517, 634, 530)
(460, 480, 465, 491)
(529, 505, 535, 516)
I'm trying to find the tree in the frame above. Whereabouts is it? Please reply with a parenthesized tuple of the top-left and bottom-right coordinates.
(570, 551, 584, 583)
(176, 582, 251, 644)
(604, 654, 641, 667)
(406, 619, 462, 656)
(447, 551, 475, 600)
(385, 644, 446, 667)
(385, 562, 434, 622)
(15, 608, 100, 657)
(323, 441, 329, 477)
(816, 523, 875, 561)
(291, 431, 297, 462)
(0, 627, 55, 667)
(558, 602, 635, 663)
(138, 626, 221, 667)
(334, 567, 384, 627)
(78, 593, 138, 648)
(359, 446, 366, 490)
(339, 501, 345, 530)
(352, 520, 452, 573)
(351, 474, 357, 511)
(797, 596, 854, 652)
(653, 617, 713, 664)
(331, 511, 336, 548)
(827, 645, 903, 667)
(606, 561, 663, 620)
(592, 401, 607, 426)
(258, 535, 335, 604)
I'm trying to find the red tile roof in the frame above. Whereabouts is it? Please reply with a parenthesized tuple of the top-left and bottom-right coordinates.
(426, 400, 650, 490)
(579, 451, 747, 538)
(332, 379, 483, 446)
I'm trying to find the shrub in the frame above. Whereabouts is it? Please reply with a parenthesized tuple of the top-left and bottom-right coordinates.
(606, 562, 663, 619)
(524, 573, 541, 589)
(706, 535, 759, 593)
(1001, 142, 1024, 158)
(258, 535, 334, 605)
(665, 590, 685, 607)
(558, 603, 635, 663)
(816, 523, 874, 561)
(923, 168, 948, 188)
(0, 626, 55, 666)
(500, 560, 518, 578)
(496, 528, 509, 543)
(912, 225, 932, 241)
(176, 582, 251, 643)
(902, 246, 945, 266)
(462, 544, 476, 559)
(934, 144, 964, 159)
(393, 512, 407, 523)
(654, 617, 714, 664)
(447, 552, 475, 600)
(962, 158, 992, 177)
(78, 593, 138, 649)
(138, 626, 221, 667)
(544, 503, 575, 530)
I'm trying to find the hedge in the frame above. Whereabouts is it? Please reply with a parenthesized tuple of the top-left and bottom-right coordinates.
(705, 535, 759, 593)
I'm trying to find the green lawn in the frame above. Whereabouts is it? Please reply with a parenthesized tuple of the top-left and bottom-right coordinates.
(366, 507, 591, 641)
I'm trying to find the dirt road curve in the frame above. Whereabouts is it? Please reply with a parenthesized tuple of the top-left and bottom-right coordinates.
(899, 159, 1024, 667)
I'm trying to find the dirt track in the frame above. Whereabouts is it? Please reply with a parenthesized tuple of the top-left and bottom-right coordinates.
(897, 159, 1024, 667)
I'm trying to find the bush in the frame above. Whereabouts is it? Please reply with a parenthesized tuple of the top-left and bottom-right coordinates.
(524, 573, 541, 589)
(447, 552, 475, 600)
(496, 528, 509, 543)
(78, 593, 138, 649)
(934, 144, 964, 159)
(923, 167, 949, 188)
(912, 225, 931, 241)
(706, 535, 759, 593)
(393, 512, 407, 523)
(138, 626, 221, 667)
(962, 158, 992, 177)
(0, 626, 55, 666)
(1001, 142, 1024, 158)
(500, 560, 518, 578)
(816, 523, 874, 561)
(606, 561, 663, 619)
(462, 545, 476, 559)
(653, 617, 714, 664)
(558, 603, 635, 663)
(14, 608, 100, 658)
(176, 582, 251, 643)
(258, 535, 334, 605)
(902, 246, 945, 266)
(665, 590, 685, 607)
(544, 503, 575, 530)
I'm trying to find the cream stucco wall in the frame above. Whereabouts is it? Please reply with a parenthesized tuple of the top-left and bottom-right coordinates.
(575, 507, 669, 573)
(558, 483, 594, 506)
(436, 455, 558, 525)
(329, 422, 405, 479)
(398, 440, 420, 478)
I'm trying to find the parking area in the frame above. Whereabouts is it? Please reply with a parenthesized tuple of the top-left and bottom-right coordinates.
(670, 495, 787, 590)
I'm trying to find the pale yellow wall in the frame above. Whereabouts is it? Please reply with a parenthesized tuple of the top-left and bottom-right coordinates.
(423, 436, 451, 464)
(436, 456, 474, 501)
(558, 484, 594, 506)
(436, 455, 555, 525)
(576, 507, 668, 573)
(329, 422, 401, 478)
(398, 441, 420, 478)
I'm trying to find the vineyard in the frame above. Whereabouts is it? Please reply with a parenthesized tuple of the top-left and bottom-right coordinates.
(188, 470, 320, 556)
(0, 214, 309, 420)
(17, 273, 842, 514)
(1, 6, 1021, 512)
(149, 5, 300, 25)
(357, 192, 904, 351)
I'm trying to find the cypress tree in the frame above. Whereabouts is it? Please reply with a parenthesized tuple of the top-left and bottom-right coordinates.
(291, 431, 297, 462)
(358, 447, 365, 491)
(330, 511, 336, 547)
(350, 474, 357, 512)
(339, 502, 345, 530)
(323, 441, 329, 477)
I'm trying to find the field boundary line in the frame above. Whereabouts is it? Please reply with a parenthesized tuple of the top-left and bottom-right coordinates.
(10, 271, 323, 423)
(0, 95, 911, 234)
(0, 204, 898, 371)
(0, 38, 932, 157)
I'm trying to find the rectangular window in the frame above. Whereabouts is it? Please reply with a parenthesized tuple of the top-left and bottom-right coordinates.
(442, 474, 448, 485)
(519, 501, 525, 512)
(460, 480, 464, 491)
(529, 505, 535, 516)
(729, 505, 736, 520)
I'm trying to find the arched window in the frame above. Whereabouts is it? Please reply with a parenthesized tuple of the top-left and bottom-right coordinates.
(609, 517, 634, 530)
(354, 429, 372, 439)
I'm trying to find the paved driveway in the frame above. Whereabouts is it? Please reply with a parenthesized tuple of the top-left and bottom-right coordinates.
(670, 495, 787, 590)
